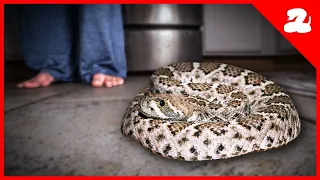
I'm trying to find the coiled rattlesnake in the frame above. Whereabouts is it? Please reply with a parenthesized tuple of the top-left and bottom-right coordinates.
(121, 62, 301, 161)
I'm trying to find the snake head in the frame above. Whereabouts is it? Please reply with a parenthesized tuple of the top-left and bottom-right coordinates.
(139, 94, 188, 120)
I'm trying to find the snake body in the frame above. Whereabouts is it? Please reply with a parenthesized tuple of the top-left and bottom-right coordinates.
(121, 62, 301, 161)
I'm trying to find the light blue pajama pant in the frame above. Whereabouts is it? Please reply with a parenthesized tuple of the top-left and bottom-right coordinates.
(18, 4, 127, 83)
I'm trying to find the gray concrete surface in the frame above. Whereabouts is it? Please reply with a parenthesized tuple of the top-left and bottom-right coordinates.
(4, 76, 316, 176)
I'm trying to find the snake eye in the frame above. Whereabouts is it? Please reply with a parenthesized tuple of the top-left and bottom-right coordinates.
(159, 100, 165, 106)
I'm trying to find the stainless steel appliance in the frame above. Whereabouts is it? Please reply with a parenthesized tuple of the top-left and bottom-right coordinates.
(122, 5, 203, 71)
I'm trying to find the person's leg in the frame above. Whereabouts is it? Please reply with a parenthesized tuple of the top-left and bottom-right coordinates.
(77, 5, 127, 87)
(17, 5, 76, 88)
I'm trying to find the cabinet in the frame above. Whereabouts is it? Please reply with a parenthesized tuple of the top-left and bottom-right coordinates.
(5, 5, 23, 61)
(203, 4, 299, 56)
(278, 35, 300, 55)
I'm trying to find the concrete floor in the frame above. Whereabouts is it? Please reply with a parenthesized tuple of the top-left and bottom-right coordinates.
(4, 75, 316, 176)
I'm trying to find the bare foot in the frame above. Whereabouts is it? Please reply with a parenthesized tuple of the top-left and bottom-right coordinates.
(17, 72, 55, 88)
(91, 74, 124, 88)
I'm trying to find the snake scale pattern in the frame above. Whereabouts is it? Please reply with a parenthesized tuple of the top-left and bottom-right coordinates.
(121, 62, 301, 161)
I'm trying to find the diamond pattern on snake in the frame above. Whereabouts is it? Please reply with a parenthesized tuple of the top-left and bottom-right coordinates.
(121, 62, 301, 161)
